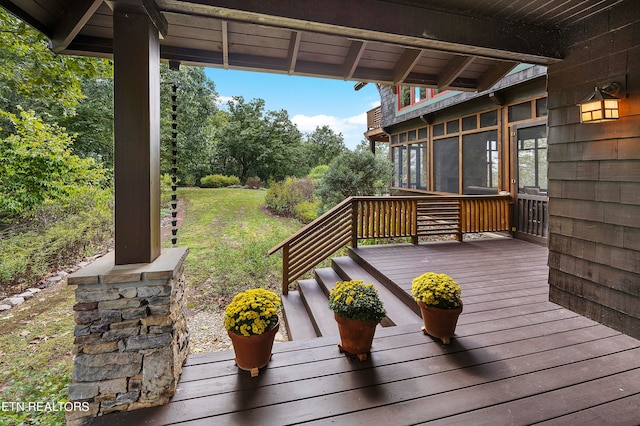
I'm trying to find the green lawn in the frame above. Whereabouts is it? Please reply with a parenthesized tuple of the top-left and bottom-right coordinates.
(0, 187, 301, 425)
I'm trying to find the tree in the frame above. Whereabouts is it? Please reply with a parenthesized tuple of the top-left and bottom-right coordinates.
(160, 65, 218, 185)
(0, 9, 111, 123)
(302, 125, 346, 169)
(0, 109, 108, 218)
(316, 148, 392, 208)
(215, 97, 303, 183)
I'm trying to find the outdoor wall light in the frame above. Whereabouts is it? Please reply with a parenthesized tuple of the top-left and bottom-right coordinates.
(578, 82, 622, 123)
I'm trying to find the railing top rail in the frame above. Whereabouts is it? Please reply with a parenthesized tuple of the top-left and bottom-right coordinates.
(267, 196, 354, 255)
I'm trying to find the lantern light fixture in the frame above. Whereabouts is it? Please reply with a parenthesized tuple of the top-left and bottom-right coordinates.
(578, 82, 622, 123)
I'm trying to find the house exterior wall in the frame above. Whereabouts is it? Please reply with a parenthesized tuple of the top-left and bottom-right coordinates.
(546, 1, 640, 339)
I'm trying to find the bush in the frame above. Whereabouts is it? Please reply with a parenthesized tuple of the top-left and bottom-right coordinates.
(246, 176, 265, 189)
(308, 165, 329, 181)
(0, 187, 113, 291)
(294, 200, 320, 223)
(265, 177, 315, 217)
(200, 174, 240, 188)
(317, 149, 392, 209)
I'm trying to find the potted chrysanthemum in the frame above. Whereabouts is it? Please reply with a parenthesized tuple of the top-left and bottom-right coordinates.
(328, 280, 386, 360)
(224, 288, 281, 376)
(411, 272, 462, 344)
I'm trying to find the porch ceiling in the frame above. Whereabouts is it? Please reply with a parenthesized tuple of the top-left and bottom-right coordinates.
(0, 0, 628, 91)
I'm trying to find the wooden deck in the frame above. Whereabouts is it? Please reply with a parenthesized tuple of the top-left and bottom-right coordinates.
(93, 238, 640, 425)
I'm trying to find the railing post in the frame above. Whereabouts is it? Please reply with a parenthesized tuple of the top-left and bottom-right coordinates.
(282, 244, 289, 295)
(351, 199, 359, 248)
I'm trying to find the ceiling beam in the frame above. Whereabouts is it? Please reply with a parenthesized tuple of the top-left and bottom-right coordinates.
(286, 31, 301, 74)
(50, 0, 103, 53)
(438, 55, 476, 90)
(343, 40, 366, 79)
(221, 20, 229, 68)
(107, 0, 168, 38)
(476, 61, 519, 92)
(167, 0, 564, 64)
(393, 48, 422, 85)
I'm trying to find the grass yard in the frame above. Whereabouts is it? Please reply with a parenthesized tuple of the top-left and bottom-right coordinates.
(0, 187, 301, 425)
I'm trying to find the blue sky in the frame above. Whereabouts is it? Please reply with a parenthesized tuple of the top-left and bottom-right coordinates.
(204, 68, 381, 150)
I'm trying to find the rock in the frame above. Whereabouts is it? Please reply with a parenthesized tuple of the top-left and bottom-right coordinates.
(17, 291, 34, 299)
(97, 298, 141, 310)
(47, 275, 62, 283)
(125, 334, 172, 351)
(5, 297, 25, 306)
(0, 304, 11, 311)
(73, 353, 142, 382)
(68, 382, 99, 400)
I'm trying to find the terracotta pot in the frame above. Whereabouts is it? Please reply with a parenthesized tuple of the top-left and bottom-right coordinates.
(228, 318, 279, 377)
(334, 313, 379, 361)
(417, 301, 463, 344)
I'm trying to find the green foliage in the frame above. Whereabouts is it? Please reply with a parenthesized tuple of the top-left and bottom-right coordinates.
(317, 148, 392, 209)
(215, 97, 304, 183)
(293, 200, 320, 223)
(0, 361, 72, 426)
(265, 177, 315, 217)
(160, 173, 173, 208)
(0, 109, 108, 218)
(160, 65, 218, 184)
(308, 164, 329, 181)
(0, 9, 111, 120)
(0, 186, 112, 288)
(302, 125, 346, 170)
(200, 174, 240, 188)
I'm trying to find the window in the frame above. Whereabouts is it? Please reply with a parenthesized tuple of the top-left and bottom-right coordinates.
(392, 145, 407, 188)
(434, 137, 459, 193)
(462, 130, 499, 194)
(517, 125, 547, 194)
(408, 143, 427, 189)
(398, 86, 447, 109)
(508, 101, 532, 122)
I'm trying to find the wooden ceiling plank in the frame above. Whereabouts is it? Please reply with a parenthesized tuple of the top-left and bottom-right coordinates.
(51, 0, 103, 53)
(221, 20, 229, 68)
(476, 61, 519, 92)
(393, 48, 423, 84)
(286, 30, 301, 74)
(167, 0, 564, 63)
(343, 40, 366, 79)
(437, 55, 476, 89)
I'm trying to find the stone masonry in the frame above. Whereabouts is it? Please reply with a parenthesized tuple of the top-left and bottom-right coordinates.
(65, 247, 189, 425)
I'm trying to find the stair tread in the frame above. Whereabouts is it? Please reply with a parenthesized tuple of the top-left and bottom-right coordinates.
(332, 257, 421, 326)
(298, 279, 339, 337)
(314, 268, 343, 295)
(281, 292, 318, 341)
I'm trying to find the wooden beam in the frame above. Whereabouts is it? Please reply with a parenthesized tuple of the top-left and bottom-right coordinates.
(50, 0, 102, 53)
(343, 40, 366, 79)
(221, 20, 229, 69)
(438, 55, 476, 90)
(108, 0, 168, 38)
(393, 48, 422, 85)
(477, 61, 519, 92)
(113, 9, 161, 265)
(286, 31, 301, 74)
(175, 0, 564, 63)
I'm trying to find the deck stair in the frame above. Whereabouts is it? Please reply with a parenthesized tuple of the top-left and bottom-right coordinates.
(281, 249, 422, 340)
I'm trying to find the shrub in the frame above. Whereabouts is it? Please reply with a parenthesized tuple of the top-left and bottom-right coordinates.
(246, 176, 265, 189)
(308, 165, 329, 181)
(0, 186, 113, 290)
(200, 174, 240, 188)
(265, 177, 315, 217)
(294, 200, 320, 223)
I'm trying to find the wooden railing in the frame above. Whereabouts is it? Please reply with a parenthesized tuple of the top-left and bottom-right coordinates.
(269, 195, 511, 294)
(366, 106, 382, 131)
(516, 194, 549, 239)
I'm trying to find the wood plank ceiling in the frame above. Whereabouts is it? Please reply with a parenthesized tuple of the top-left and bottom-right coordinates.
(0, 0, 629, 92)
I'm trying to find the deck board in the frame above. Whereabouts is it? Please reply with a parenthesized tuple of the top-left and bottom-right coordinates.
(92, 238, 640, 425)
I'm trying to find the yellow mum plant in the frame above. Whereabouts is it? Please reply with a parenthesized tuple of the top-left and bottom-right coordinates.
(224, 288, 281, 337)
(411, 272, 462, 309)
(328, 280, 386, 322)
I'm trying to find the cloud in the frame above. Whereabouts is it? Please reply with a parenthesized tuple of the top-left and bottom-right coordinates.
(291, 113, 367, 149)
(215, 95, 235, 107)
